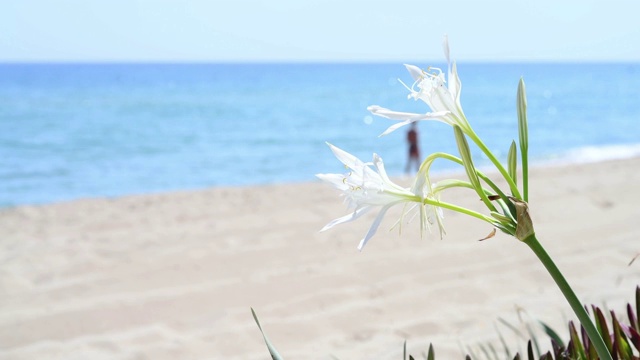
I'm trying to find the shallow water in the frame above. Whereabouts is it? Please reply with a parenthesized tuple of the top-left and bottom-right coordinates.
(1, 62, 639, 206)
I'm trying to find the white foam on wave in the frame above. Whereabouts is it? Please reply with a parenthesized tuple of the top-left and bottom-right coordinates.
(540, 143, 640, 166)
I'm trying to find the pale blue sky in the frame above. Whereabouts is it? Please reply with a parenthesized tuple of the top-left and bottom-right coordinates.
(1, 0, 639, 62)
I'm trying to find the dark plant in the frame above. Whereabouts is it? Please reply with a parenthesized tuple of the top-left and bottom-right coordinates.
(253, 286, 640, 359)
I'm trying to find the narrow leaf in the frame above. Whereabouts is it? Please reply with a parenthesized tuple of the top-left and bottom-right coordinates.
(495, 325, 512, 359)
(524, 322, 541, 359)
(540, 321, 565, 348)
(527, 341, 534, 360)
(427, 343, 435, 360)
(517, 78, 529, 202)
(593, 306, 614, 353)
(478, 343, 491, 360)
(627, 303, 638, 332)
(251, 308, 284, 360)
(627, 325, 640, 353)
(636, 286, 640, 331)
(612, 310, 633, 360)
(404, 340, 407, 360)
(569, 321, 587, 360)
(453, 125, 496, 212)
(508, 140, 517, 189)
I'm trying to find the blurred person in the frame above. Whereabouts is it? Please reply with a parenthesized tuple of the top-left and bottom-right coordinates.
(406, 122, 420, 174)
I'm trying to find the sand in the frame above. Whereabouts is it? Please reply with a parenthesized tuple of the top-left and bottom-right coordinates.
(1, 157, 639, 359)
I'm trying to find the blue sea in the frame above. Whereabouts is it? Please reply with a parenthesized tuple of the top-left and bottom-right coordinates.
(1, 63, 639, 207)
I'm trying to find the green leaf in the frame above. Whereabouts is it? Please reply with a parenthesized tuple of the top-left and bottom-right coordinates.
(627, 303, 638, 333)
(508, 140, 517, 189)
(527, 341, 534, 360)
(524, 322, 541, 359)
(426, 343, 435, 360)
(593, 306, 614, 353)
(251, 308, 284, 360)
(453, 125, 496, 212)
(495, 325, 512, 360)
(636, 285, 640, 330)
(517, 78, 529, 202)
(611, 310, 633, 360)
(404, 340, 407, 360)
(478, 343, 492, 360)
(540, 321, 565, 348)
(569, 321, 587, 360)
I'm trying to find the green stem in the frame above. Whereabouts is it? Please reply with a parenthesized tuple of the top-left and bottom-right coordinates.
(522, 148, 529, 202)
(468, 132, 522, 199)
(426, 152, 516, 217)
(523, 234, 613, 360)
(423, 198, 495, 225)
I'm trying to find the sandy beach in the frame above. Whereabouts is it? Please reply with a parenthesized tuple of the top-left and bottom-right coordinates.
(1, 157, 639, 359)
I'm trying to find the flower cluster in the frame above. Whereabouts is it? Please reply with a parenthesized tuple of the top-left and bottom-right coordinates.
(318, 36, 532, 250)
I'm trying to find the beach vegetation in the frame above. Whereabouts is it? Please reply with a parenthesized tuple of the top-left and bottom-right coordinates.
(257, 35, 619, 359)
(254, 286, 640, 359)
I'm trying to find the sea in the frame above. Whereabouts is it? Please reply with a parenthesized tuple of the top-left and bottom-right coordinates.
(1, 62, 639, 207)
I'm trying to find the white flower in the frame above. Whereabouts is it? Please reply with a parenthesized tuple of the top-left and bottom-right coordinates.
(316, 143, 443, 250)
(368, 35, 470, 136)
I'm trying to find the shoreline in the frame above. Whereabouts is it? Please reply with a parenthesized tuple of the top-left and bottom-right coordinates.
(1, 155, 639, 359)
(3, 151, 640, 210)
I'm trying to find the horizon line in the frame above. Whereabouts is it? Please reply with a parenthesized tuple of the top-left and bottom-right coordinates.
(1, 59, 639, 65)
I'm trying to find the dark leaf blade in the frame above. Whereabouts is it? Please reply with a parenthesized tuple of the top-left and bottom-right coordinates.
(627, 325, 640, 352)
(636, 286, 640, 331)
(611, 310, 633, 360)
(541, 321, 565, 348)
(427, 343, 435, 360)
(594, 305, 614, 353)
(627, 303, 638, 333)
(569, 321, 587, 360)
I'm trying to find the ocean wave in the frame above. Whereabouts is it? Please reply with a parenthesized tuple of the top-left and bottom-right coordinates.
(541, 143, 640, 166)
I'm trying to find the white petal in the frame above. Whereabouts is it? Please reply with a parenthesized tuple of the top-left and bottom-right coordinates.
(357, 204, 394, 251)
(372, 153, 393, 185)
(368, 105, 447, 121)
(316, 173, 349, 190)
(321, 206, 371, 232)
(450, 62, 462, 106)
(404, 64, 424, 81)
(326, 142, 364, 171)
(379, 120, 413, 137)
(442, 34, 450, 67)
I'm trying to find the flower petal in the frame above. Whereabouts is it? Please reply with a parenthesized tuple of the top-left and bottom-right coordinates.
(369, 106, 451, 136)
(450, 62, 462, 105)
(357, 204, 394, 251)
(325, 142, 365, 171)
(368, 105, 450, 121)
(379, 120, 414, 137)
(404, 64, 424, 81)
(443, 35, 450, 66)
(315, 173, 350, 191)
(321, 206, 371, 232)
(368, 105, 424, 120)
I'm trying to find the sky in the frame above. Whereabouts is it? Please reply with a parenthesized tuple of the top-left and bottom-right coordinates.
(1, 0, 639, 63)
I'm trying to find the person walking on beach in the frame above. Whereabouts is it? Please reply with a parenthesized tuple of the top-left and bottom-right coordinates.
(406, 122, 420, 174)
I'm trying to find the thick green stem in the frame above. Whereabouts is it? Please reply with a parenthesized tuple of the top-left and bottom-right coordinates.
(523, 234, 613, 360)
